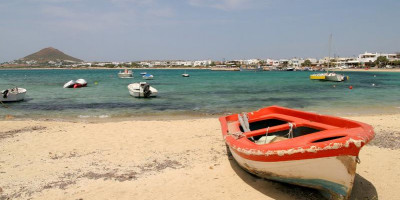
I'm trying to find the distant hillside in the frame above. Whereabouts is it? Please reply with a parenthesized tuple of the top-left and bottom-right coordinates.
(20, 47, 83, 63)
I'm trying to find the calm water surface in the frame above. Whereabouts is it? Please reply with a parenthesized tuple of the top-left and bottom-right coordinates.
(1, 69, 399, 120)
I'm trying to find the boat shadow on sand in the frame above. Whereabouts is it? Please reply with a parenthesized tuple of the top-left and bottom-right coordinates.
(227, 151, 378, 200)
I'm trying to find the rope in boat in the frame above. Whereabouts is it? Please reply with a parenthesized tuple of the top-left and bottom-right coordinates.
(233, 113, 250, 139)
(287, 122, 296, 139)
(263, 127, 269, 144)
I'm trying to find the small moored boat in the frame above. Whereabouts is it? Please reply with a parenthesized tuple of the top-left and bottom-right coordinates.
(219, 106, 374, 200)
(127, 82, 158, 98)
(118, 69, 133, 78)
(64, 79, 87, 88)
(1, 87, 27, 102)
(142, 74, 154, 80)
(310, 72, 348, 82)
(182, 70, 190, 77)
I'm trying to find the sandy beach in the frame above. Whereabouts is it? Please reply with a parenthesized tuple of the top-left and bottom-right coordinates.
(1, 114, 399, 200)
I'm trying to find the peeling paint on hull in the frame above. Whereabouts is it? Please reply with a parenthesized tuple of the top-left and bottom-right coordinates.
(230, 147, 356, 200)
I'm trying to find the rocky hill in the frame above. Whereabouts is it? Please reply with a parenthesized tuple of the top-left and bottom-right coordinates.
(20, 47, 83, 63)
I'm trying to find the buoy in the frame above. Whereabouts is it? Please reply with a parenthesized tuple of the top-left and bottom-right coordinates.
(333, 85, 336, 88)
(94, 81, 98, 85)
(372, 83, 375, 87)
(374, 75, 376, 77)
(349, 86, 353, 89)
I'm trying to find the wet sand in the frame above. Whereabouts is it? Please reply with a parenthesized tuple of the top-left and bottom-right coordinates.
(0, 114, 399, 200)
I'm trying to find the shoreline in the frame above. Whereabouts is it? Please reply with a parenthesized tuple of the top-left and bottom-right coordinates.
(2, 108, 400, 123)
(2, 105, 400, 123)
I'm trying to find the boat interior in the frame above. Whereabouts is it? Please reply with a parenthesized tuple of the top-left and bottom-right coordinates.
(225, 106, 359, 146)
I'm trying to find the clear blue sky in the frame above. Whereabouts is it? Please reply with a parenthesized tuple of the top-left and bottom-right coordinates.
(1, 0, 399, 62)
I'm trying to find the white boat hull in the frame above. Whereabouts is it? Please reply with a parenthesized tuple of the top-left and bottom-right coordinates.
(325, 74, 345, 82)
(75, 79, 87, 86)
(229, 147, 356, 200)
(63, 80, 75, 88)
(0, 88, 27, 102)
(142, 75, 154, 80)
(127, 83, 158, 98)
(118, 73, 133, 78)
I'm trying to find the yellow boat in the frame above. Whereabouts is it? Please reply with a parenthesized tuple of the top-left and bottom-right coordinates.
(310, 73, 326, 80)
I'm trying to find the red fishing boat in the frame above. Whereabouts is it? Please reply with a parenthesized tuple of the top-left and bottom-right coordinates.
(219, 106, 374, 200)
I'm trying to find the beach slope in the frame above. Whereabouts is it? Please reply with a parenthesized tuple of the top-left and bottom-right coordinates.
(1, 115, 399, 199)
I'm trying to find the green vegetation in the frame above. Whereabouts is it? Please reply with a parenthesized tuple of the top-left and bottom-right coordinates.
(375, 56, 389, 68)
(302, 59, 312, 67)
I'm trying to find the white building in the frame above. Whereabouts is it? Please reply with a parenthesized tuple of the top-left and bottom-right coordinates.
(357, 52, 397, 63)
(289, 58, 304, 67)
(193, 60, 212, 66)
(176, 61, 193, 66)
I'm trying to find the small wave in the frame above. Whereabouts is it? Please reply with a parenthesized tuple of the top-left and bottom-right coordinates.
(99, 115, 109, 118)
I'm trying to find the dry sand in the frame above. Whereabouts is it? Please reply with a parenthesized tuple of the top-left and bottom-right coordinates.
(0, 114, 399, 200)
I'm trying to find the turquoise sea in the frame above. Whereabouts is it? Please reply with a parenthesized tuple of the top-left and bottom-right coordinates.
(1, 69, 400, 120)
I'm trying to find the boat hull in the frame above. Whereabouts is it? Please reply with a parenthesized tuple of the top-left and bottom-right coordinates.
(0, 88, 26, 102)
(324, 74, 345, 82)
(142, 75, 154, 80)
(310, 74, 326, 80)
(219, 106, 374, 200)
(229, 146, 356, 199)
(63, 80, 75, 88)
(127, 83, 158, 98)
(118, 73, 133, 78)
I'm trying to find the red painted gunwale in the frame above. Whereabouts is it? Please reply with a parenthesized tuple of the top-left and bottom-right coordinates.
(219, 106, 374, 162)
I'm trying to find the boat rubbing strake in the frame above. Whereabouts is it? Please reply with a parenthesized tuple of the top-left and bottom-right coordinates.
(219, 106, 374, 200)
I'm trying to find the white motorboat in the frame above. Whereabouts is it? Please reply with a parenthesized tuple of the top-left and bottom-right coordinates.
(118, 69, 133, 78)
(142, 74, 154, 80)
(1, 87, 27, 102)
(63, 80, 76, 88)
(127, 82, 158, 98)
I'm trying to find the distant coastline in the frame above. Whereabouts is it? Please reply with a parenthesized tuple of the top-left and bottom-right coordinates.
(336, 68, 400, 72)
(0, 66, 209, 70)
(2, 66, 400, 72)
